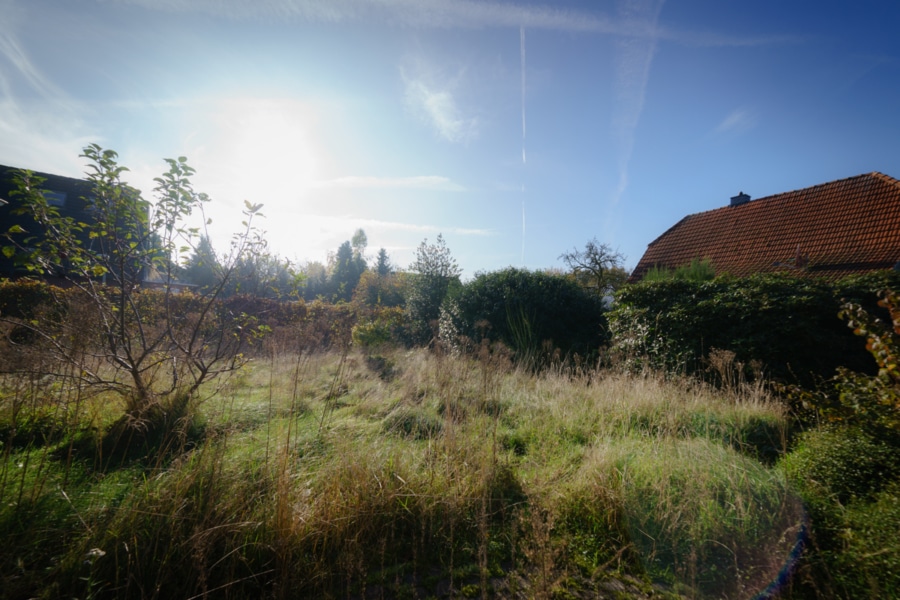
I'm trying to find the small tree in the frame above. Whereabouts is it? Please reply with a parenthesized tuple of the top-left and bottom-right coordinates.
(300, 260, 329, 300)
(375, 247, 393, 276)
(2, 144, 267, 435)
(181, 234, 220, 292)
(559, 237, 626, 297)
(406, 234, 460, 345)
(329, 238, 366, 302)
(222, 251, 302, 299)
(353, 270, 406, 309)
(351, 228, 368, 260)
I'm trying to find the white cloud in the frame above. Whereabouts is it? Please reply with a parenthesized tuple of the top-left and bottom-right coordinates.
(315, 175, 465, 192)
(0, 31, 65, 101)
(0, 25, 96, 174)
(0, 100, 95, 174)
(101, 0, 800, 46)
(354, 219, 496, 236)
(105, 0, 612, 32)
(714, 108, 757, 135)
(404, 75, 479, 143)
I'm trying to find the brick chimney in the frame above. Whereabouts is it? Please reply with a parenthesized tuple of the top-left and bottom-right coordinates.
(730, 191, 751, 207)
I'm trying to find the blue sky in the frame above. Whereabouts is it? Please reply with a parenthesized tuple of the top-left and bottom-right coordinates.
(1, 0, 898, 276)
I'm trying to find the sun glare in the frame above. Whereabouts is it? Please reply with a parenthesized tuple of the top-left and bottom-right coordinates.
(188, 98, 331, 259)
(217, 98, 320, 197)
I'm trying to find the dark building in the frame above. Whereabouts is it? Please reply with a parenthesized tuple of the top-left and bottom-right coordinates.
(0, 165, 98, 280)
(1, 164, 150, 284)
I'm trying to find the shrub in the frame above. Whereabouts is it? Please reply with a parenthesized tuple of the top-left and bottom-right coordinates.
(780, 427, 900, 598)
(352, 270, 406, 309)
(405, 235, 461, 345)
(776, 289, 900, 598)
(440, 268, 607, 365)
(781, 426, 900, 506)
(351, 306, 408, 350)
(642, 257, 716, 282)
(608, 272, 900, 385)
(0, 278, 67, 320)
(838, 482, 900, 597)
(1, 147, 268, 445)
(831, 288, 900, 433)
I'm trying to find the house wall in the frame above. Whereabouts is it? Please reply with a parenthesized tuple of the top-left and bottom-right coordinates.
(0, 165, 97, 278)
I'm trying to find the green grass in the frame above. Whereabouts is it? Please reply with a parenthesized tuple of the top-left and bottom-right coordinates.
(1, 348, 803, 599)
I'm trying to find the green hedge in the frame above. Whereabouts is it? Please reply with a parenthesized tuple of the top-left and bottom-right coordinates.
(0, 278, 71, 320)
(609, 271, 900, 385)
(440, 267, 608, 362)
(0, 279, 364, 353)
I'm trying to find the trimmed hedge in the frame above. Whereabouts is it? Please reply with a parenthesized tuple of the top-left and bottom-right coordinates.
(0, 278, 70, 320)
(609, 271, 900, 385)
(0, 279, 365, 354)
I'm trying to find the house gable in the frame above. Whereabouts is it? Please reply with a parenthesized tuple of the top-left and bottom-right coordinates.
(629, 172, 900, 282)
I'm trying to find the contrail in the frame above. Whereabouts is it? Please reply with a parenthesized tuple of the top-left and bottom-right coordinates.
(521, 192, 526, 266)
(520, 27, 526, 266)
(520, 26, 526, 164)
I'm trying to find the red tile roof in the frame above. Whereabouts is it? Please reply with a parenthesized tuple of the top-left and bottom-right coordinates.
(630, 172, 900, 282)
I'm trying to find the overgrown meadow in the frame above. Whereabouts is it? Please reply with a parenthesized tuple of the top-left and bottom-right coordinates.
(1, 336, 803, 599)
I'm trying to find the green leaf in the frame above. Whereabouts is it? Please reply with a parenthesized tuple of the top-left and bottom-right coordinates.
(2, 246, 15, 258)
(7, 224, 26, 234)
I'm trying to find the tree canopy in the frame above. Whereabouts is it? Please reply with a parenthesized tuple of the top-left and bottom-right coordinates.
(559, 237, 627, 297)
(406, 234, 460, 344)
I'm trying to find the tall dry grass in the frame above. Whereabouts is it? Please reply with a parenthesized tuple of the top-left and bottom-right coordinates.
(1, 344, 802, 599)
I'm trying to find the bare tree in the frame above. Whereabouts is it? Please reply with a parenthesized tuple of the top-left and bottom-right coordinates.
(559, 237, 627, 297)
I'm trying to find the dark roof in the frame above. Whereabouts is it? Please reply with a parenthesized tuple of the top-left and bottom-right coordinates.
(630, 172, 900, 282)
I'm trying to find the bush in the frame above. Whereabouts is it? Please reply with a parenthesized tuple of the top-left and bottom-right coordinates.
(0, 279, 67, 320)
(781, 427, 900, 598)
(440, 268, 608, 365)
(776, 289, 900, 598)
(608, 272, 900, 385)
(352, 270, 406, 309)
(642, 257, 715, 282)
(351, 306, 408, 350)
(838, 482, 900, 597)
(781, 426, 900, 506)
(405, 235, 461, 345)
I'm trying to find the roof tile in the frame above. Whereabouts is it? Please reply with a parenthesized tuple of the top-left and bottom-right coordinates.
(630, 172, 900, 281)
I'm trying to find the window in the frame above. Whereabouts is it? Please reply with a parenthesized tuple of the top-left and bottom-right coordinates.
(43, 190, 66, 207)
